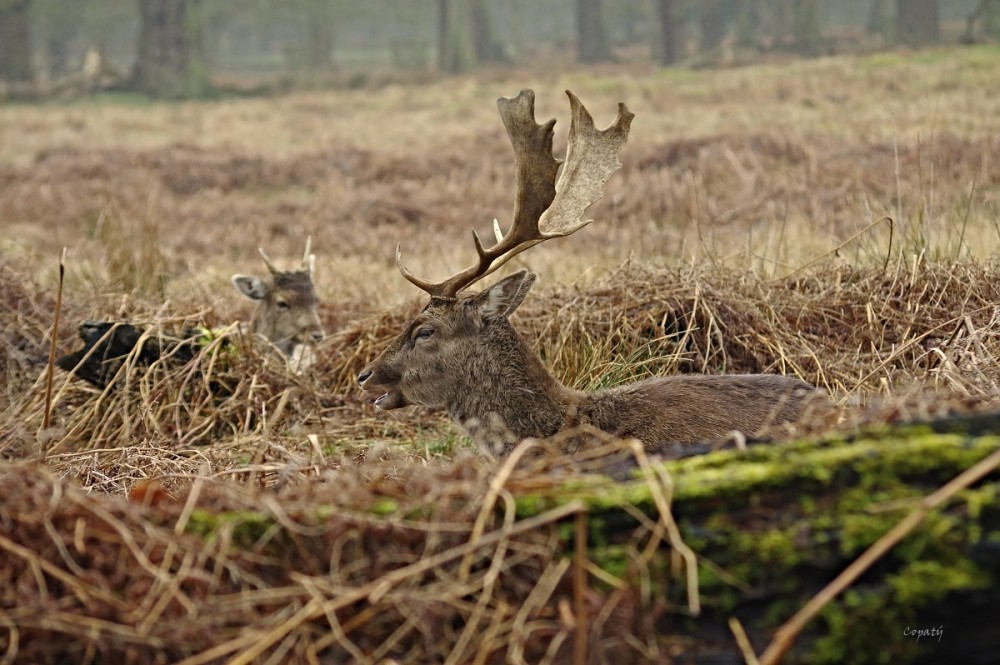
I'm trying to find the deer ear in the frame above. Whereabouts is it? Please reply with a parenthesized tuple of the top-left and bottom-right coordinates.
(231, 275, 269, 301)
(473, 270, 537, 321)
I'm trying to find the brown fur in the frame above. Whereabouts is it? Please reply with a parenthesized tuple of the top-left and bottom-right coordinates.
(359, 270, 825, 453)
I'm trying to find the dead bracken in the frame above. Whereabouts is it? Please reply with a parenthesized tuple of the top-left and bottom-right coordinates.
(2, 58, 1000, 663)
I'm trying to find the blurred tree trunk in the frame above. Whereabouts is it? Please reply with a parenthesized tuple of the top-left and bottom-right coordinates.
(438, 0, 476, 73)
(793, 0, 822, 55)
(132, 0, 210, 98)
(867, 0, 893, 41)
(981, 0, 1000, 38)
(896, 0, 939, 44)
(961, 0, 1000, 42)
(768, 0, 794, 49)
(699, 0, 728, 52)
(302, 0, 334, 69)
(471, 0, 507, 63)
(575, 0, 613, 63)
(735, 0, 762, 48)
(0, 0, 33, 82)
(45, 31, 71, 79)
(655, 0, 679, 65)
(39, 0, 85, 80)
(980, 0, 1000, 39)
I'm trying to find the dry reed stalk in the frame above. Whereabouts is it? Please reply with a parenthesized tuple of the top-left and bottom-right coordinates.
(627, 439, 700, 616)
(573, 508, 589, 665)
(39, 249, 66, 452)
(729, 617, 761, 665)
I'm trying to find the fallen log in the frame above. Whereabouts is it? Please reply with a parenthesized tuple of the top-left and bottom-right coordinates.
(511, 411, 1000, 664)
(0, 412, 996, 664)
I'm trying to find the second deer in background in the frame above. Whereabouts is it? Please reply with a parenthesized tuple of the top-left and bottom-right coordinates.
(231, 239, 326, 358)
(358, 89, 826, 455)
(60, 240, 325, 388)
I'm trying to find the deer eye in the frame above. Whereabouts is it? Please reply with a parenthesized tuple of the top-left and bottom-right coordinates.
(413, 327, 435, 342)
(276, 299, 290, 310)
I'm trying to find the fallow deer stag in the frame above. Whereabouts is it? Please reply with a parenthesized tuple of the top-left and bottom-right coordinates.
(59, 240, 325, 388)
(358, 90, 824, 454)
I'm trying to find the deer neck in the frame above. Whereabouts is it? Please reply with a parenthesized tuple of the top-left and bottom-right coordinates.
(449, 321, 574, 443)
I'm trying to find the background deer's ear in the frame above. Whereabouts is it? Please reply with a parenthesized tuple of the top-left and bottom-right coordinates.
(472, 270, 537, 321)
(231, 274, 269, 301)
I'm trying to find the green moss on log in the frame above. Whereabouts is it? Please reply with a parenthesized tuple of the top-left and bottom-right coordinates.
(185, 507, 276, 547)
(171, 416, 998, 664)
(509, 419, 1000, 664)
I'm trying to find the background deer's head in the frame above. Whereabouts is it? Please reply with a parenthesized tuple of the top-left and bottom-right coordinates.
(231, 239, 325, 357)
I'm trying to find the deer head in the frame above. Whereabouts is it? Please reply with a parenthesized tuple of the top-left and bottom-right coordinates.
(359, 90, 823, 452)
(358, 267, 543, 414)
(231, 238, 325, 358)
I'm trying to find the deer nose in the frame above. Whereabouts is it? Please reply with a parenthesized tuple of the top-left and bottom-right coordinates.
(358, 368, 372, 386)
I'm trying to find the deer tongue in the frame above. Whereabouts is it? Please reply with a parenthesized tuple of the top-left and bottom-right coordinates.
(374, 388, 406, 410)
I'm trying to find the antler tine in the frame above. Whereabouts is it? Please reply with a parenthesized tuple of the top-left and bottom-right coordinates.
(301, 236, 315, 275)
(396, 244, 441, 294)
(258, 247, 280, 275)
(396, 88, 632, 299)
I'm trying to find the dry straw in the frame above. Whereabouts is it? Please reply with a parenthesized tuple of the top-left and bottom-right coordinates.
(2, 55, 1000, 662)
(0, 433, 692, 663)
(3, 239, 1000, 663)
(3, 253, 1000, 484)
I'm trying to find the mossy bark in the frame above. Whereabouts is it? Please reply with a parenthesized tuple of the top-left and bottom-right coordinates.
(515, 413, 1000, 664)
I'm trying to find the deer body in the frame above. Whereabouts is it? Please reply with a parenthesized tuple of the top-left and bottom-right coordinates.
(358, 89, 824, 453)
(360, 271, 821, 452)
(575, 374, 816, 443)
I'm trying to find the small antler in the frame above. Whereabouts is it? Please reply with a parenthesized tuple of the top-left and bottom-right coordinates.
(258, 247, 280, 275)
(302, 236, 315, 276)
(397, 89, 633, 299)
(258, 237, 315, 276)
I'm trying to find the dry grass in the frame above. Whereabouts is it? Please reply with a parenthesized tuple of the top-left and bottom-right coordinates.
(2, 46, 998, 303)
(1, 47, 999, 663)
(0, 436, 709, 664)
(1, 43, 998, 497)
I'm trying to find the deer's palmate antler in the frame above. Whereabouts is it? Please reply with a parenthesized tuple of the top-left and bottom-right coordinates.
(359, 89, 827, 456)
(396, 89, 634, 298)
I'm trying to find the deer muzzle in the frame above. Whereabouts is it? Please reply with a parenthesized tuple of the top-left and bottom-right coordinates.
(358, 366, 406, 410)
